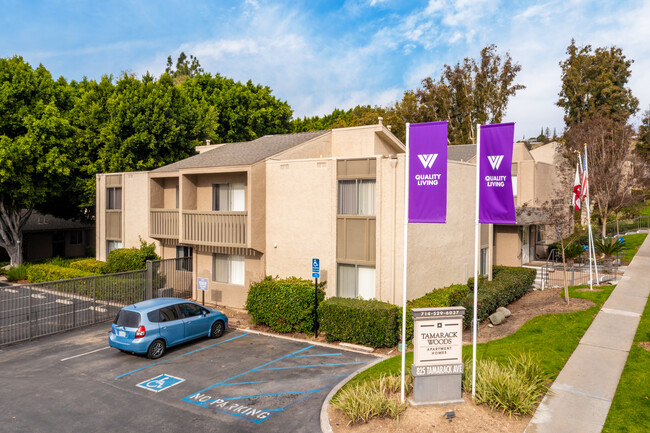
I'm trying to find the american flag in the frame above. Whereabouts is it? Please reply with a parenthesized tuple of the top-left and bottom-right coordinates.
(581, 147, 588, 201)
(573, 162, 581, 210)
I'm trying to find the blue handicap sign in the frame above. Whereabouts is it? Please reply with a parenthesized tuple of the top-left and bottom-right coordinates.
(312, 258, 320, 278)
(137, 374, 185, 393)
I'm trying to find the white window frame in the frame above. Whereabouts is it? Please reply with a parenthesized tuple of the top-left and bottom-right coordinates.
(176, 246, 193, 272)
(212, 183, 245, 211)
(106, 240, 122, 256)
(212, 253, 245, 285)
(106, 187, 122, 210)
(337, 179, 376, 216)
(337, 263, 376, 299)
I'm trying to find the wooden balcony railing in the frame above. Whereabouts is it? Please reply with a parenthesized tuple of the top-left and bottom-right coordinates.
(182, 211, 247, 247)
(150, 209, 179, 239)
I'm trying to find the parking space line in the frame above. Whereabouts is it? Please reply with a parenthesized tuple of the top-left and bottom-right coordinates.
(61, 347, 110, 361)
(187, 345, 315, 395)
(257, 361, 367, 371)
(289, 353, 342, 358)
(114, 332, 250, 379)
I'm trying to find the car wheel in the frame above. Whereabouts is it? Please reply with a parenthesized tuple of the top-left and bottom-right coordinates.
(147, 339, 166, 359)
(211, 320, 225, 338)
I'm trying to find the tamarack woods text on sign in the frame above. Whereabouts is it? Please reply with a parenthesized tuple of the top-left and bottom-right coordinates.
(411, 307, 465, 377)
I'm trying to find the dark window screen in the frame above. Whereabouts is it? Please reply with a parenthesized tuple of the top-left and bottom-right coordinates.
(113, 310, 140, 328)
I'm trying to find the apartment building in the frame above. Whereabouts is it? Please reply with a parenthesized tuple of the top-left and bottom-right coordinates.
(448, 142, 558, 266)
(96, 124, 490, 308)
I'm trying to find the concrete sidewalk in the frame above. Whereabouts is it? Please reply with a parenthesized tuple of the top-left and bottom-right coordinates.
(526, 235, 650, 433)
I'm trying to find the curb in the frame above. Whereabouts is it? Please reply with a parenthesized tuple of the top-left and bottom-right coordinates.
(231, 326, 385, 357)
(319, 355, 388, 433)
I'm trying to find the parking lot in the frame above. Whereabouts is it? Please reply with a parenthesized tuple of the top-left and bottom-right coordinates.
(0, 323, 377, 432)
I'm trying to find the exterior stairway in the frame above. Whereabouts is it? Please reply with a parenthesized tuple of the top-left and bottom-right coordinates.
(523, 261, 549, 288)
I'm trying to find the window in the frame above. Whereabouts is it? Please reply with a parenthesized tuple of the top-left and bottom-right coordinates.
(337, 264, 375, 299)
(106, 240, 122, 256)
(480, 248, 487, 276)
(70, 230, 83, 245)
(106, 187, 122, 210)
(512, 175, 517, 197)
(175, 185, 179, 209)
(212, 183, 245, 211)
(212, 254, 245, 285)
(176, 246, 193, 272)
(178, 303, 204, 318)
(338, 179, 376, 215)
(147, 306, 179, 323)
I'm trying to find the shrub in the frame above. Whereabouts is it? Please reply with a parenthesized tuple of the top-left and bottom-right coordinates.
(104, 239, 160, 273)
(70, 258, 106, 274)
(6, 264, 31, 282)
(594, 237, 625, 257)
(461, 266, 535, 328)
(462, 354, 549, 416)
(331, 374, 411, 424)
(27, 264, 95, 283)
(400, 284, 470, 342)
(245, 276, 325, 334)
(319, 298, 399, 348)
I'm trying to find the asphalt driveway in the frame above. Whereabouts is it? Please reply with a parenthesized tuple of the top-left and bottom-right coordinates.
(0, 324, 376, 432)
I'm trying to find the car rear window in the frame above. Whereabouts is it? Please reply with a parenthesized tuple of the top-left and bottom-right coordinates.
(113, 310, 141, 328)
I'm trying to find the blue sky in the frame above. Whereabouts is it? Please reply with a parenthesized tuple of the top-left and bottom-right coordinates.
(2, 0, 649, 139)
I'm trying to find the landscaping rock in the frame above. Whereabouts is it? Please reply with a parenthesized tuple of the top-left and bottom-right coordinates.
(497, 307, 511, 318)
(489, 311, 506, 325)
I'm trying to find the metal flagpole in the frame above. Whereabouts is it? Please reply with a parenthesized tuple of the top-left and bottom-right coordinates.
(472, 124, 481, 399)
(583, 146, 599, 288)
(400, 123, 410, 403)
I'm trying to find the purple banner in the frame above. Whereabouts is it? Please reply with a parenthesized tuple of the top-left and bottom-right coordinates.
(478, 123, 516, 224)
(408, 121, 447, 223)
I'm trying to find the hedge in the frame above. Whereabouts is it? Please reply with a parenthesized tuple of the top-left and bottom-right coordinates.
(245, 276, 325, 334)
(460, 266, 536, 328)
(104, 240, 159, 273)
(69, 258, 106, 274)
(318, 298, 400, 348)
(400, 284, 470, 342)
(27, 264, 95, 283)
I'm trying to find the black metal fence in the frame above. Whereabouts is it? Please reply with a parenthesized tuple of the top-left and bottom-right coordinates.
(0, 257, 193, 347)
(541, 250, 621, 288)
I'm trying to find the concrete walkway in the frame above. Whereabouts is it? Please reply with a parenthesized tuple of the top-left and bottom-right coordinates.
(526, 235, 650, 433)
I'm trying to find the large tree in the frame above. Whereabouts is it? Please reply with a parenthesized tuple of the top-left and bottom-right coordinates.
(415, 44, 525, 145)
(0, 56, 77, 265)
(181, 73, 292, 143)
(637, 108, 650, 164)
(557, 40, 638, 126)
(564, 116, 640, 237)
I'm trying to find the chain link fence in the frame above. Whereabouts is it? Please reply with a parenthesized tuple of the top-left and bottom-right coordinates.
(0, 257, 193, 347)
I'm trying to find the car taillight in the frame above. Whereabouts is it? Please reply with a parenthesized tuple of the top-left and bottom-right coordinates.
(135, 325, 146, 338)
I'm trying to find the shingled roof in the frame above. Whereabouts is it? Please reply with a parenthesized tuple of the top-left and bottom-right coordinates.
(447, 144, 476, 162)
(154, 130, 330, 172)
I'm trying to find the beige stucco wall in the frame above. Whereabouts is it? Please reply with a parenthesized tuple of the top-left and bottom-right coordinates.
(390, 156, 479, 303)
(96, 172, 158, 261)
(163, 177, 179, 208)
(276, 134, 332, 160)
(193, 172, 247, 211)
(195, 250, 264, 308)
(530, 142, 561, 165)
(265, 158, 338, 297)
(494, 225, 521, 266)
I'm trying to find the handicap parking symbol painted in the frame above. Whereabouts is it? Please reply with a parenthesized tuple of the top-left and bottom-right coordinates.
(137, 374, 185, 393)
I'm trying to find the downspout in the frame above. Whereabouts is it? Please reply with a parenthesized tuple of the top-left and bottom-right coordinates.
(389, 155, 398, 304)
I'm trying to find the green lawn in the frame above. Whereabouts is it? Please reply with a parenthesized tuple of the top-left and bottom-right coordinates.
(602, 291, 650, 432)
(621, 233, 648, 262)
(340, 285, 614, 392)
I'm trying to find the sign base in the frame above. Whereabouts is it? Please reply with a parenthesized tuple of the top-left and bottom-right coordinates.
(412, 373, 464, 406)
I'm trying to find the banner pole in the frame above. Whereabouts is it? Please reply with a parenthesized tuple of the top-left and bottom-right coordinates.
(583, 146, 597, 289)
(400, 123, 410, 403)
(472, 124, 481, 399)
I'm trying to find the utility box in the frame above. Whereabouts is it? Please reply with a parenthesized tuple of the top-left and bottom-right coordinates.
(411, 307, 466, 406)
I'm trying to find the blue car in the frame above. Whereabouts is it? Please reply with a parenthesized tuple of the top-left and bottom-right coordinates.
(108, 297, 228, 359)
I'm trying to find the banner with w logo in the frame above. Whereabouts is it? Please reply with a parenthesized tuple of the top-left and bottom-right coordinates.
(408, 121, 447, 223)
(478, 123, 516, 224)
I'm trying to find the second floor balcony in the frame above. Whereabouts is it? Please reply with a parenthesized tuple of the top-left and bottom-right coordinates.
(150, 209, 247, 248)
